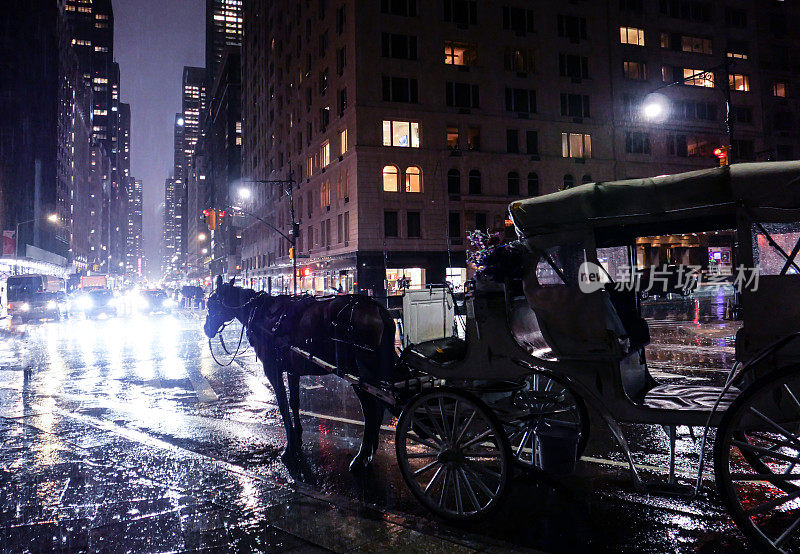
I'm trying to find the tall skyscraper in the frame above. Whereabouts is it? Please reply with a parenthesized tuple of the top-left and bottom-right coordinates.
(206, 0, 243, 81)
(126, 178, 143, 275)
(0, 1, 66, 260)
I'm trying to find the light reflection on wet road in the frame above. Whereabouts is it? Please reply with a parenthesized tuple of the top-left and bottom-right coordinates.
(0, 297, 753, 552)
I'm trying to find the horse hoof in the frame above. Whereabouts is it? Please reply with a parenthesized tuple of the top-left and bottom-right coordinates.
(281, 447, 301, 464)
(349, 452, 373, 472)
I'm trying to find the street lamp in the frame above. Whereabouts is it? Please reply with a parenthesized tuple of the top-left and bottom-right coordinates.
(234, 168, 299, 295)
(16, 214, 59, 259)
(198, 233, 207, 241)
(641, 59, 736, 163)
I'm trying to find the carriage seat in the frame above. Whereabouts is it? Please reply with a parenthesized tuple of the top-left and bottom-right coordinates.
(409, 337, 467, 365)
(643, 383, 740, 411)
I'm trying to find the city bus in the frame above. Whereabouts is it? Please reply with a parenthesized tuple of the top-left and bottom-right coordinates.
(6, 274, 66, 321)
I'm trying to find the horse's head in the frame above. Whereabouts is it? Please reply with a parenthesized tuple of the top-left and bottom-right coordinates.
(204, 275, 239, 338)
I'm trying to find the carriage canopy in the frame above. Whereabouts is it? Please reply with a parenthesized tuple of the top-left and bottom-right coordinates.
(509, 161, 800, 247)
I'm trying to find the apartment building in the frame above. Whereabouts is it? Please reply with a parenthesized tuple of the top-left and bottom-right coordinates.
(240, 0, 797, 296)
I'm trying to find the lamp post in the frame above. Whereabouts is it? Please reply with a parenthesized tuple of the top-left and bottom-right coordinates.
(642, 58, 735, 163)
(15, 214, 59, 259)
(234, 168, 298, 296)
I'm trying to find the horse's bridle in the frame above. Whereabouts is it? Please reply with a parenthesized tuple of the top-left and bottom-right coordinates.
(207, 290, 264, 367)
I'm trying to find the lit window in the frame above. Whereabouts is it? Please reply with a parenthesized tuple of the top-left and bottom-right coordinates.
(561, 133, 592, 158)
(729, 73, 750, 92)
(623, 61, 647, 80)
(339, 128, 348, 154)
(383, 165, 399, 192)
(382, 120, 420, 148)
(774, 82, 787, 98)
(320, 141, 330, 167)
(405, 166, 422, 193)
(446, 126, 459, 149)
(444, 41, 476, 65)
(681, 35, 713, 55)
(683, 68, 715, 88)
(620, 26, 645, 46)
(306, 156, 314, 177)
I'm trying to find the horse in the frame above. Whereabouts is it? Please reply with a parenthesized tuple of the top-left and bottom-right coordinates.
(203, 276, 406, 470)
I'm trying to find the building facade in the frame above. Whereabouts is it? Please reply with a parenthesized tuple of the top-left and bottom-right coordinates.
(240, 0, 799, 297)
(206, 0, 243, 82)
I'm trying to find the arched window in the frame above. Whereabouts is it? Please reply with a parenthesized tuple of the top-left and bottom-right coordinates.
(507, 171, 520, 196)
(447, 169, 460, 194)
(582, 174, 592, 184)
(405, 166, 422, 192)
(468, 169, 482, 195)
(527, 172, 539, 196)
(382, 165, 399, 192)
(563, 174, 575, 190)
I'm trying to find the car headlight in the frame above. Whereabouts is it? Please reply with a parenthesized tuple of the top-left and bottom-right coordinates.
(46, 300, 57, 310)
(77, 296, 93, 310)
(20, 302, 30, 312)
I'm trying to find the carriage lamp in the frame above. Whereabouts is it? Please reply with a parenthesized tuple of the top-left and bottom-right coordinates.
(47, 213, 58, 223)
(198, 233, 207, 241)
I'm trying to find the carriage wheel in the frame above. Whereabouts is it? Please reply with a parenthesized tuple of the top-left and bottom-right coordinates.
(395, 387, 511, 521)
(714, 365, 800, 553)
(504, 370, 590, 471)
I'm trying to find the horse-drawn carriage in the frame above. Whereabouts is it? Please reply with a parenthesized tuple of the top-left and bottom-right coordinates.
(207, 162, 800, 553)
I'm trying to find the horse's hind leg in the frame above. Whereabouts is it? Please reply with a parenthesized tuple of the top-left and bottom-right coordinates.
(265, 367, 300, 461)
(350, 386, 385, 471)
(287, 373, 303, 448)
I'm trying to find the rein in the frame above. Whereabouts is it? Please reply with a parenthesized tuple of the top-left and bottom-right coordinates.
(208, 291, 264, 367)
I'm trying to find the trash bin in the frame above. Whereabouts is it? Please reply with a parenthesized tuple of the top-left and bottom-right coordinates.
(535, 419, 580, 475)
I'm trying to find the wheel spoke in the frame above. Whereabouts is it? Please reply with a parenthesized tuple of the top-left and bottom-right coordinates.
(783, 384, 800, 414)
(462, 463, 496, 498)
(749, 408, 800, 451)
(460, 428, 493, 450)
(411, 417, 443, 445)
(729, 473, 800, 483)
(413, 459, 441, 477)
(438, 467, 451, 508)
(744, 489, 800, 517)
(732, 439, 800, 466)
(406, 452, 439, 459)
(406, 432, 440, 451)
(515, 428, 533, 458)
(458, 466, 482, 512)
(438, 397, 452, 443)
(424, 402, 448, 442)
(465, 459, 503, 481)
(453, 470, 464, 514)
(451, 399, 459, 438)
(424, 464, 445, 494)
(775, 513, 800, 549)
(454, 410, 476, 446)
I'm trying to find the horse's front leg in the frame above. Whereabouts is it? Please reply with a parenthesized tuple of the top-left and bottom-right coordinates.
(287, 373, 303, 449)
(264, 365, 300, 462)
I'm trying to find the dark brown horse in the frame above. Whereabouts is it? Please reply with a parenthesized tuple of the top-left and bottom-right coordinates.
(204, 276, 405, 470)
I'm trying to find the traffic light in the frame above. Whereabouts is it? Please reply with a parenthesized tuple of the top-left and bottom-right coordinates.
(289, 247, 294, 259)
(714, 146, 730, 167)
(203, 208, 225, 230)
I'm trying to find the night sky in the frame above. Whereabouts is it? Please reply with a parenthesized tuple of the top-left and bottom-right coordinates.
(113, 0, 205, 277)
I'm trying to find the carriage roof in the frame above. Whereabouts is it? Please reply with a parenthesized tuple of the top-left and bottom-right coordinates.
(509, 161, 800, 247)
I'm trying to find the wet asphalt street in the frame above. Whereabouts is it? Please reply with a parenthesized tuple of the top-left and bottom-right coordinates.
(0, 292, 755, 553)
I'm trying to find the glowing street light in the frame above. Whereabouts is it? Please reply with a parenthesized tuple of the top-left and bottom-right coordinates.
(198, 233, 207, 241)
(201, 248, 208, 255)
(47, 213, 58, 223)
(238, 187, 252, 200)
(641, 93, 669, 123)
